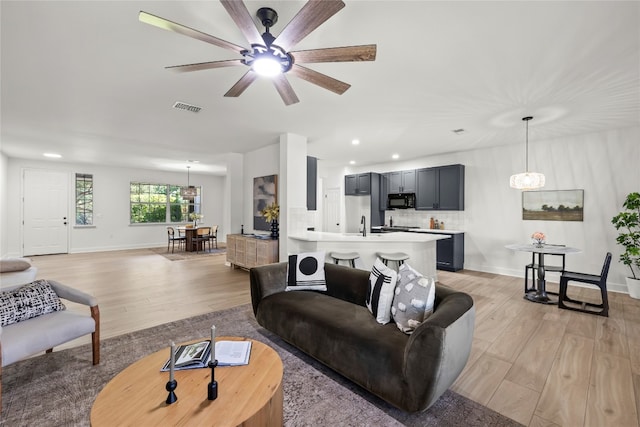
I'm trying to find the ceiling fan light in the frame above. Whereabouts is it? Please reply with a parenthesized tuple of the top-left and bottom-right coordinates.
(509, 172, 545, 190)
(252, 56, 283, 77)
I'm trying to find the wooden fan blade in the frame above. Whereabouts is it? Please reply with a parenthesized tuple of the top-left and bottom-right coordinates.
(219, 0, 264, 46)
(274, 0, 345, 52)
(289, 65, 350, 95)
(139, 11, 246, 54)
(272, 74, 300, 106)
(291, 44, 377, 63)
(166, 59, 244, 73)
(224, 70, 258, 97)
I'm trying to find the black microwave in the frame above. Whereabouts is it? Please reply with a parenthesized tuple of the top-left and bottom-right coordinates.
(387, 193, 415, 209)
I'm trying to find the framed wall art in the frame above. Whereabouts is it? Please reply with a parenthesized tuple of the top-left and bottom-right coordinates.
(522, 189, 584, 221)
(253, 174, 278, 231)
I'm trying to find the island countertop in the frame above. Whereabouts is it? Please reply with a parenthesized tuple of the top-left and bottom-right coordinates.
(288, 231, 445, 278)
(288, 231, 447, 243)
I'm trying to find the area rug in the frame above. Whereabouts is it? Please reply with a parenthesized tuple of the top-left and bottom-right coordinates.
(149, 246, 226, 261)
(0, 305, 523, 427)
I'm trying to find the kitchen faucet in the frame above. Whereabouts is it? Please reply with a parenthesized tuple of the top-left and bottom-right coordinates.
(361, 215, 366, 237)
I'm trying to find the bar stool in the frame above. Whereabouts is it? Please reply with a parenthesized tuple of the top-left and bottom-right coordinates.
(330, 252, 360, 268)
(377, 252, 410, 271)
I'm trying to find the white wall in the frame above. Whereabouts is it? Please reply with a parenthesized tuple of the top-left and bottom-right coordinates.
(321, 126, 639, 292)
(4, 158, 225, 255)
(0, 153, 9, 257)
(243, 144, 279, 235)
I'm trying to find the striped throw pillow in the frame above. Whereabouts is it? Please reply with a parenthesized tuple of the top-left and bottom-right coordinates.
(366, 258, 398, 324)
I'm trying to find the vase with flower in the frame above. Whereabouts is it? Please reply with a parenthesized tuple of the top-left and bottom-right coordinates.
(531, 231, 545, 248)
(261, 203, 280, 239)
(189, 212, 203, 227)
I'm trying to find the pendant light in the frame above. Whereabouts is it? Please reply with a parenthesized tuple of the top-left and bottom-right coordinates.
(181, 165, 197, 200)
(510, 116, 545, 190)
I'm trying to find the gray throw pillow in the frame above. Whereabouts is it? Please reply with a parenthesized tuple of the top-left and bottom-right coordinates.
(286, 251, 327, 291)
(0, 258, 31, 273)
(391, 263, 435, 334)
(0, 280, 66, 326)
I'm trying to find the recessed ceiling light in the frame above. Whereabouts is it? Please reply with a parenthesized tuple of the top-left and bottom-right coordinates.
(351, 139, 360, 145)
(43, 153, 62, 158)
(187, 159, 200, 163)
(392, 154, 399, 160)
(349, 160, 356, 165)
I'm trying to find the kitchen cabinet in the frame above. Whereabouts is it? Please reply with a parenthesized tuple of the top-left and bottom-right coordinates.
(414, 231, 464, 272)
(227, 234, 278, 269)
(388, 169, 416, 193)
(307, 156, 317, 210)
(345, 173, 372, 195)
(416, 164, 464, 210)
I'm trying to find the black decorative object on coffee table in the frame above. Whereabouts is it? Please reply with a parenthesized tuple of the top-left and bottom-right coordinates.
(207, 359, 219, 400)
(165, 379, 177, 404)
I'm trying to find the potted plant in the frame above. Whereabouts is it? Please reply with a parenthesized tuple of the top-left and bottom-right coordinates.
(261, 203, 280, 239)
(611, 192, 640, 299)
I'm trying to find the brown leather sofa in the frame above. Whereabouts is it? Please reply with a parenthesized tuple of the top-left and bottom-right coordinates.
(250, 262, 475, 412)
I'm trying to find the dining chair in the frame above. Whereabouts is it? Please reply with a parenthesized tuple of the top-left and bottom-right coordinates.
(209, 225, 218, 249)
(524, 246, 566, 294)
(167, 226, 186, 253)
(192, 227, 212, 253)
(557, 252, 612, 317)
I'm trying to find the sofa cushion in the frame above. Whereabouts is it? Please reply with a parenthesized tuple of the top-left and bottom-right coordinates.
(0, 280, 66, 327)
(286, 251, 327, 291)
(0, 258, 31, 273)
(391, 263, 436, 334)
(366, 258, 398, 324)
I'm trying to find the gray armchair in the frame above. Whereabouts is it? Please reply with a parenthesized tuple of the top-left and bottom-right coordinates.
(0, 265, 99, 412)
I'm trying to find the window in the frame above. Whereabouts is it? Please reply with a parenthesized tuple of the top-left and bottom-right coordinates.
(75, 173, 93, 225)
(130, 182, 201, 224)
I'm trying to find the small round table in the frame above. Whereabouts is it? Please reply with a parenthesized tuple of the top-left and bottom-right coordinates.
(506, 243, 581, 304)
(90, 337, 283, 426)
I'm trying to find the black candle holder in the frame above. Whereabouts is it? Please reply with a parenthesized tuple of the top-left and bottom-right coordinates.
(207, 359, 219, 401)
(166, 379, 178, 404)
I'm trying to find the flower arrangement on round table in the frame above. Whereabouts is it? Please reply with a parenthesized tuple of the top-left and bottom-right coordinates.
(189, 212, 203, 226)
(531, 231, 546, 247)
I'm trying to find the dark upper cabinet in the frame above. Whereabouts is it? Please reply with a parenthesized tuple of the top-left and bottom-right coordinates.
(345, 173, 372, 195)
(307, 156, 317, 211)
(388, 170, 416, 193)
(416, 164, 465, 210)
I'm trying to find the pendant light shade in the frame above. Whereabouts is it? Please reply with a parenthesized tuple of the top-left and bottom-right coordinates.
(510, 116, 545, 190)
(181, 166, 197, 200)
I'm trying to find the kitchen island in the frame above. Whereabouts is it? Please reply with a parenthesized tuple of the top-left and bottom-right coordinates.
(288, 231, 447, 278)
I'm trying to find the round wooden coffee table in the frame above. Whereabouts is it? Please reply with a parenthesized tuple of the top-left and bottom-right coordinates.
(90, 337, 283, 426)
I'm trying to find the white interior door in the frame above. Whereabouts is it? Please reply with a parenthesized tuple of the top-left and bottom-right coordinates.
(23, 169, 69, 256)
(323, 187, 341, 233)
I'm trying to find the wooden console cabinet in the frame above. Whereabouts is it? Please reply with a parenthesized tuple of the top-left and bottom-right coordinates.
(227, 234, 279, 269)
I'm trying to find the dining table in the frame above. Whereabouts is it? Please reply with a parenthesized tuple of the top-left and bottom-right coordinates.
(506, 243, 581, 304)
(176, 225, 209, 252)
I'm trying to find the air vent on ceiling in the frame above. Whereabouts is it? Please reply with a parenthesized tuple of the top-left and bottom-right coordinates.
(452, 128, 466, 135)
(173, 101, 202, 113)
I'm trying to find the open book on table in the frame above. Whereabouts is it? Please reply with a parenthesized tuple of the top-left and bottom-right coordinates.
(161, 340, 252, 371)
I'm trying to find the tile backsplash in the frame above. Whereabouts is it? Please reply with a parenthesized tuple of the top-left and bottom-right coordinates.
(384, 210, 465, 231)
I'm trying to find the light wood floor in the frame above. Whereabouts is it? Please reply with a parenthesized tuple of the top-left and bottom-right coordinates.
(27, 248, 640, 427)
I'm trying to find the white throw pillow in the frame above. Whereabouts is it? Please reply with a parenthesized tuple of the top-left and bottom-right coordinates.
(391, 263, 436, 334)
(366, 258, 398, 324)
(286, 251, 327, 291)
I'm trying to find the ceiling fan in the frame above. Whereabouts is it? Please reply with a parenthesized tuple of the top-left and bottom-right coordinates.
(139, 0, 376, 106)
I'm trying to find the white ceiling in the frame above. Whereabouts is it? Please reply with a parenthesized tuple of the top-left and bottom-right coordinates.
(1, 1, 639, 175)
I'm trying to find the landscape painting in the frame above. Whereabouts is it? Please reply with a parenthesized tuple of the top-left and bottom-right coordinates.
(253, 174, 277, 231)
(522, 190, 584, 221)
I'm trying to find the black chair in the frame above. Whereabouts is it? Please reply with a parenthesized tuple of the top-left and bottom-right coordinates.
(167, 226, 186, 253)
(524, 246, 566, 293)
(209, 225, 218, 249)
(558, 252, 612, 317)
(192, 226, 212, 253)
